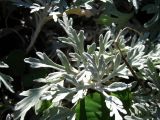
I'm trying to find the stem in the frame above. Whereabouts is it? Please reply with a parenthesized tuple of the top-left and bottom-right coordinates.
(114, 27, 144, 86)
(26, 16, 46, 53)
(114, 27, 141, 43)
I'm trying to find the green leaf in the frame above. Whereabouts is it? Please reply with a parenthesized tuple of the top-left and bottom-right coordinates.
(75, 92, 111, 120)
(96, 1, 133, 28)
(111, 89, 132, 110)
(97, 14, 112, 26)
(35, 100, 52, 115)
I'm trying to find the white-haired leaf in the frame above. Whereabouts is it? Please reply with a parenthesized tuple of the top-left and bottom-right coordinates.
(0, 72, 14, 93)
(105, 82, 131, 92)
(24, 52, 64, 71)
(14, 85, 50, 120)
(0, 61, 9, 68)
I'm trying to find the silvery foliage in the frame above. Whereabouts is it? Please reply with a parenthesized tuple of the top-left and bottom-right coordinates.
(9, 0, 68, 53)
(10, 0, 94, 53)
(125, 37, 160, 119)
(72, 0, 94, 9)
(0, 61, 14, 93)
(14, 14, 160, 120)
(128, 0, 139, 10)
(10, 0, 94, 22)
(10, 0, 68, 22)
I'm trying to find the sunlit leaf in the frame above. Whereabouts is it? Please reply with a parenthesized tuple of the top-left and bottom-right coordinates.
(14, 85, 51, 120)
(0, 61, 9, 68)
(57, 49, 73, 73)
(105, 82, 131, 92)
(104, 95, 127, 120)
(24, 52, 64, 71)
(0, 72, 14, 93)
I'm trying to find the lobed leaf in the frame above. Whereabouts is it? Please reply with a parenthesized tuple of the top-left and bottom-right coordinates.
(24, 52, 65, 71)
(57, 49, 73, 73)
(0, 72, 14, 93)
(105, 82, 131, 92)
(14, 85, 51, 120)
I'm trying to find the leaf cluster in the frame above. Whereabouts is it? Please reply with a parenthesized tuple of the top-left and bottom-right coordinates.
(1, 0, 160, 120)
(13, 14, 160, 120)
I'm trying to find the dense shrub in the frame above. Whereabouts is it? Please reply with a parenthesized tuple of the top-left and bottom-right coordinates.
(0, 0, 160, 120)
